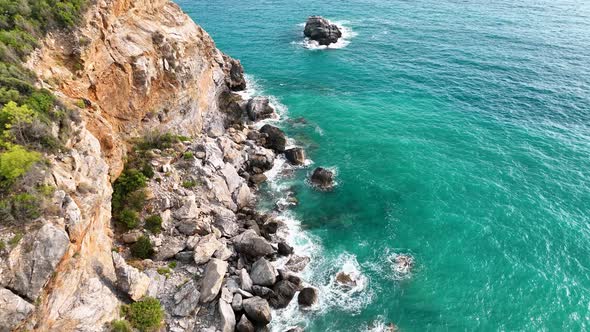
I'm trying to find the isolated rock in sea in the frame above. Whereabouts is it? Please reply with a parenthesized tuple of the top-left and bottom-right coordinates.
(236, 314, 255, 332)
(233, 229, 275, 258)
(260, 124, 287, 152)
(0, 288, 34, 331)
(250, 257, 277, 287)
(336, 271, 358, 287)
(112, 252, 151, 301)
(310, 167, 334, 189)
(172, 280, 200, 317)
(242, 296, 272, 325)
(247, 97, 275, 121)
(298, 287, 319, 307)
(304, 16, 343, 46)
(200, 259, 229, 303)
(285, 147, 306, 165)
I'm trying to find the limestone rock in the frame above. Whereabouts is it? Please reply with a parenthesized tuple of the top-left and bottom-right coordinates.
(232, 230, 275, 258)
(200, 259, 228, 303)
(242, 296, 272, 325)
(247, 97, 274, 121)
(250, 258, 277, 287)
(232, 293, 243, 312)
(240, 268, 254, 292)
(0, 288, 34, 332)
(172, 280, 200, 317)
(219, 297, 236, 332)
(7, 223, 70, 300)
(194, 234, 223, 265)
(285, 255, 311, 273)
(155, 236, 185, 261)
(112, 252, 151, 301)
(236, 314, 255, 332)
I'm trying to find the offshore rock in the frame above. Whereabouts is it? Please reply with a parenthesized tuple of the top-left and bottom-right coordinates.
(298, 287, 319, 307)
(304, 16, 343, 46)
(285, 147, 306, 165)
(310, 167, 334, 190)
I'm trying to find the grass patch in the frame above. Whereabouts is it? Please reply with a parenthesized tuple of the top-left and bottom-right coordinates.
(122, 297, 164, 332)
(181, 180, 197, 189)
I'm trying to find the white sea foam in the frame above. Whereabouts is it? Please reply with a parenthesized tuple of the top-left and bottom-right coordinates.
(362, 316, 398, 332)
(295, 20, 358, 50)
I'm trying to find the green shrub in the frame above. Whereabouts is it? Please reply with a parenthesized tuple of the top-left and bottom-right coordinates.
(110, 319, 132, 332)
(182, 180, 197, 189)
(130, 236, 153, 259)
(136, 131, 187, 151)
(156, 267, 171, 277)
(10, 193, 40, 220)
(0, 240, 5, 251)
(182, 151, 193, 160)
(124, 297, 164, 332)
(112, 168, 147, 213)
(141, 163, 154, 179)
(9, 232, 23, 246)
(0, 145, 40, 181)
(117, 209, 139, 229)
(144, 214, 162, 234)
(168, 261, 177, 269)
(125, 189, 146, 212)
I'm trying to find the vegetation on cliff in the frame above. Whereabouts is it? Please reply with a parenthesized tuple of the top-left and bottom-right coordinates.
(0, 0, 88, 224)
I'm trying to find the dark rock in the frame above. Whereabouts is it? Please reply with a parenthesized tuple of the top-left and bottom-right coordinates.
(250, 174, 267, 185)
(224, 55, 246, 91)
(249, 155, 274, 172)
(277, 242, 293, 256)
(252, 285, 274, 299)
(263, 219, 279, 234)
(269, 280, 298, 309)
(242, 296, 272, 325)
(304, 16, 342, 46)
(336, 271, 357, 287)
(310, 167, 334, 190)
(175, 251, 194, 263)
(298, 287, 319, 307)
(236, 314, 255, 332)
(285, 147, 306, 165)
(247, 97, 275, 121)
(232, 230, 275, 258)
(260, 124, 287, 152)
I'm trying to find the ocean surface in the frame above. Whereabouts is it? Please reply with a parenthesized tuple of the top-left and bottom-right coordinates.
(176, 0, 590, 330)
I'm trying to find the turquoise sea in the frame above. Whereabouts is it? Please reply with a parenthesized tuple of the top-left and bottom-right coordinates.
(177, 0, 590, 331)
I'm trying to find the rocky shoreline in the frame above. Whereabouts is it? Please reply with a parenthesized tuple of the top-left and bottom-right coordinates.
(109, 73, 324, 331)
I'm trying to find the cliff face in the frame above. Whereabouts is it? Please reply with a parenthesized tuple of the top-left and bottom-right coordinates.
(0, 0, 248, 330)
(28, 0, 243, 177)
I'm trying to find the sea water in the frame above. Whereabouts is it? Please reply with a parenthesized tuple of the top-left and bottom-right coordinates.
(176, 0, 590, 330)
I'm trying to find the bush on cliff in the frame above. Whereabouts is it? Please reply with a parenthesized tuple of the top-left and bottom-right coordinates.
(131, 236, 154, 259)
(110, 319, 132, 332)
(144, 214, 162, 234)
(122, 297, 164, 332)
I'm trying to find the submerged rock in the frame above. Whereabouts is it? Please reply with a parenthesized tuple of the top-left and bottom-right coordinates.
(285, 147, 306, 165)
(310, 167, 334, 189)
(304, 16, 342, 46)
(260, 124, 287, 152)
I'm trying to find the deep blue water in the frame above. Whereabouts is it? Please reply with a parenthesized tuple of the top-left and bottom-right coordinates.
(177, 0, 590, 331)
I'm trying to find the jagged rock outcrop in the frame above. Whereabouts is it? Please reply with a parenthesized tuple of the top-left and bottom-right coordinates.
(112, 252, 151, 301)
(304, 16, 342, 46)
(0, 288, 34, 332)
(311, 167, 335, 189)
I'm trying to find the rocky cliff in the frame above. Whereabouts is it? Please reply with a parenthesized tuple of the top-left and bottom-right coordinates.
(0, 0, 314, 331)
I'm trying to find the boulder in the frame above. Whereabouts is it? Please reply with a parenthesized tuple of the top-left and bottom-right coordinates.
(232, 293, 243, 312)
(224, 55, 246, 91)
(240, 268, 254, 292)
(250, 258, 277, 287)
(260, 124, 287, 152)
(236, 315, 255, 332)
(285, 148, 306, 165)
(112, 252, 151, 301)
(6, 223, 69, 300)
(0, 288, 34, 332)
(172, 280, 200, 317)
(219, 298, 236, 332)
(304, 16, 342, 46)
(269, 280, 298, 309)
(310, 167, 334, 190)
(285, 255, 311, 273)
(250, 173, 267, 185)
(252, 285, 274, 299)
(200, 259, 228, 303)
(193, 234, 223, 265)
(242, 296, 272, 325)
(247, 97, 274, 121)
(121, 230, 143, 244)
(298, 287, 319, 307)
(277, 242, 294, 256)
(232, 230, 275, 258)
(155, 236, 185, 261)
